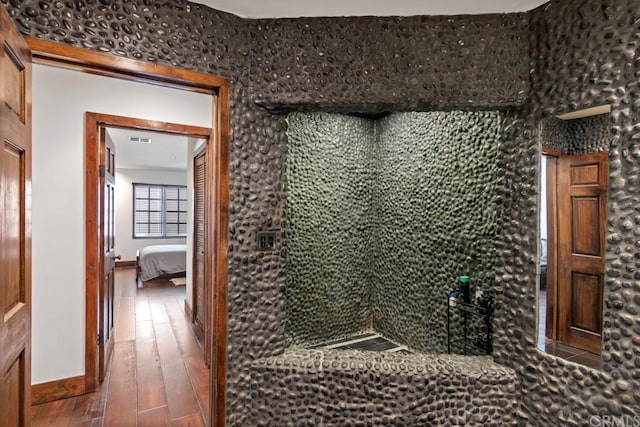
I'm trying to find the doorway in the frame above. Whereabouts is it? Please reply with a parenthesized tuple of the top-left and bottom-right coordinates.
(537, 111, 609, 370)
(29, 39, 229, 426)
(85, 113, 211, 388)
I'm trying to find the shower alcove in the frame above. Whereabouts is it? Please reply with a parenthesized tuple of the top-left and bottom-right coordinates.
(286, 111, 499, 354)
(243, 111, 520, 425)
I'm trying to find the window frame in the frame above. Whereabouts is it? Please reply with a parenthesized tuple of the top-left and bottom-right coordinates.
(132, 182, 188, 239)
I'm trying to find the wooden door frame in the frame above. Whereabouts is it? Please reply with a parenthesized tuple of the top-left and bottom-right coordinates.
(541, 146, 561, 341)
(85, 112, 212, 385)
(27, 38, 229, 427)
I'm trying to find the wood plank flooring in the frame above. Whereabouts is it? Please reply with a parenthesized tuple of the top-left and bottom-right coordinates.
(32, 268, 209, 426)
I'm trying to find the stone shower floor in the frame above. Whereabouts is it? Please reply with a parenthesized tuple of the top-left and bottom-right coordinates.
(308, 332, 411, 353)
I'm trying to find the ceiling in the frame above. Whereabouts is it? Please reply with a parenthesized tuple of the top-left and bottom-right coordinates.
(108, 128, 195, 171)
(193, 0, 549, 19)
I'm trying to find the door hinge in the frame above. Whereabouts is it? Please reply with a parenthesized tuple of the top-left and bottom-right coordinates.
(97, 331, 104, 346)
(99, 165, 105, 178)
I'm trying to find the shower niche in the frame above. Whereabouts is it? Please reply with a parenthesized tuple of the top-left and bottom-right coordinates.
(285, 111, 501, 354)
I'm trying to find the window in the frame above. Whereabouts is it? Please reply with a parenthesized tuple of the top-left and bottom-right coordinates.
(133, 183, 188, 238)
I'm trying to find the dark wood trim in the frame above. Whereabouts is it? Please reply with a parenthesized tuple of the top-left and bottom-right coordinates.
(212, 83, 230, 427)
(544, 155, 558, 340)
(85, 112, 100, 393)
(542, 146, 563, 157)
(27, 38, 227, 94)
(135, 250, 141, 284)
(85, 112, 214, 391)
(28, 39, 230, 426)
(184, 298, 206, 352)
(31, 375, 85, 405)
(86, 113, 211, 139)
(115, 260, 136, 268)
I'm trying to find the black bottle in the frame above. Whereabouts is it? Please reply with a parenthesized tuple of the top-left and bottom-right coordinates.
(459, 276, 470, 304)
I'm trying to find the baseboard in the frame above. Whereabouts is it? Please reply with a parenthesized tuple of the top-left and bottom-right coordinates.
(32, 375, 86, 405)
(115, 260, 136, 268)
(184, 299, 194, 322)
(185, 299, 205, 349)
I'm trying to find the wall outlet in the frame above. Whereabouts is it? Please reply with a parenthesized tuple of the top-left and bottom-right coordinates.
(257, 231, 276, 251)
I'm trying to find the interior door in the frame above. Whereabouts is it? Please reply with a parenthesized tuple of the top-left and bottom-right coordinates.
(0, 5, 32, 425)
(557, 151, 608, 353)
(193, 148, 210, 366)
(98, 129, 117, 381)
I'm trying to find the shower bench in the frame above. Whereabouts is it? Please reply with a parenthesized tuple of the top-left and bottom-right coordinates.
(240, 348, 520, 426)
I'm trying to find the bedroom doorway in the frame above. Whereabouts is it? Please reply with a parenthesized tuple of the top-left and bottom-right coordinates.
(85, 113, 212, 388)
(30, 39, 229, 426)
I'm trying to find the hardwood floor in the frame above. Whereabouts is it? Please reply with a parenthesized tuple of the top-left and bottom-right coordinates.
(537, 288, 601, 370)
(32, 268, 209, 426)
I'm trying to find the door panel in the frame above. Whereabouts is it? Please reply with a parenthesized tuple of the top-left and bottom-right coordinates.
(558, 151, 608, 354)
(3, 44, 25, 123)
(3, 143, 24, 311)
(570, 163, 599, 185)
(98, 130, 116, 381)
(0, 4, 32, 425)
(1, 355, 24, 426)
(570, 272, 602, 333)
(571, 197, 600, 256)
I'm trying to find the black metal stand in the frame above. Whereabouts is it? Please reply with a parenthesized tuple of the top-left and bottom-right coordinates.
(447, 293, 493, 355)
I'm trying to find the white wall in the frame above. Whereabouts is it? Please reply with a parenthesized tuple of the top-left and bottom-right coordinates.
(540, 156, 548, 263)
(114, 168, 188, 262)
(32, 63, 212, 384)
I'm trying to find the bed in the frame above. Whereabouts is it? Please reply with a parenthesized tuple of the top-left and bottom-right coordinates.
(136, 244, 187, 282)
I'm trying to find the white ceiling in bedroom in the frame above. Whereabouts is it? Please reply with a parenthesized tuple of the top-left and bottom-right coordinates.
(108, 128, 191, 171)
(192, 0, 550, 19)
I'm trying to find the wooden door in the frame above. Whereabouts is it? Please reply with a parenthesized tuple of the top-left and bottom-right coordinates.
(98, 130, 116, 380)
(557, 151, 608, 353)
(0, 5, 32, 426)
(193, 148, 209, 365)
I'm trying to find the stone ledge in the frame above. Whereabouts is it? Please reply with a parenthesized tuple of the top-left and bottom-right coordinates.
(241, 349, 520, 426)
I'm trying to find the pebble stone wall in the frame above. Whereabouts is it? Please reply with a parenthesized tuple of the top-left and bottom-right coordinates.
(540, 114, 610, 155)
(490, 1, 640, 425)
(4, 0, 640, 425)
(244, 349, 519, 426)
(249, 14, 530, 112)
(286, 112, 376, 346)
(286, 111, 500, 353)
(565, 114, 611, 155)
(539, 117, 572, 153)
(373, 111, 500, 353)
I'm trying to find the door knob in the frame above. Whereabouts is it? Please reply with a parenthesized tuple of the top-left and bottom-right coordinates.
(112, 254, 121, 260)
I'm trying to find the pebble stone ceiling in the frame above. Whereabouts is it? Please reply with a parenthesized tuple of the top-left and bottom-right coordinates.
(3, 0, 639, 425)
(541, 114, 610, 155)
(286, 111, 500, 354)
